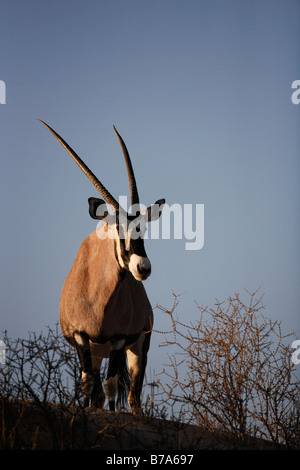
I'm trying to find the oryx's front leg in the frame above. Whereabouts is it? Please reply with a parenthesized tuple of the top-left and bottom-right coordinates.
(126, 331, 151, 414)
(105, 339, 126, 411)
(74, 332, 94, 407)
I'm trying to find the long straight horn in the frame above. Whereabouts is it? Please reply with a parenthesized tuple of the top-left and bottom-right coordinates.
(38, 120, 120, 211)
(113, 125, 139, 208)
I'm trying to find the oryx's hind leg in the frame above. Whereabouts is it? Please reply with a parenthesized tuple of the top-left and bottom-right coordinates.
(126, 331, 151, 414)
(105, 339, 126, 411)
(74, 332, 94, 407)
(89, 341, 106, 409)
(90, 371, 105, 408)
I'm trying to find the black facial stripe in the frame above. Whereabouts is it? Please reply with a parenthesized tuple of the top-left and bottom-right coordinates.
(117, 234, 147, 262)
(115, 213, 148, 267)
(118, 236, 130, 266)
(130, 237, 147, 258)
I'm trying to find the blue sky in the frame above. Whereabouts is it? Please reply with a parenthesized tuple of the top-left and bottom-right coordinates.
(1, 1, 299, 376)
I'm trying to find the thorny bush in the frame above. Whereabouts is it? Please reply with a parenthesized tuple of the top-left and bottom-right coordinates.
(0, 324, 83, 406)
(156, 290, 300, 449)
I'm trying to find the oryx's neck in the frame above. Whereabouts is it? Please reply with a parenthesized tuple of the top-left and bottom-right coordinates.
(85, 229, 124, 305)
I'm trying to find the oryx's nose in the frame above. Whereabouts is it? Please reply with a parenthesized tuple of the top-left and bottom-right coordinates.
(137, 263, 151, 279)
(128, 254, 152, 281)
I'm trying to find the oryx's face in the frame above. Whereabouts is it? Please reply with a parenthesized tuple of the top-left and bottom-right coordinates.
(89, 198, 165, 281)
(39, 120, 165, 282)
(117, 211, 151, 281)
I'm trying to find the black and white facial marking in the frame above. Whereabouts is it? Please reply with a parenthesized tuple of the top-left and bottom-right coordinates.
(89, 197, 165, 282)
(116, 212, 151, 281)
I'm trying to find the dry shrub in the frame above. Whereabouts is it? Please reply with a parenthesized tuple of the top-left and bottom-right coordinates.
(157, 290, 300, 449)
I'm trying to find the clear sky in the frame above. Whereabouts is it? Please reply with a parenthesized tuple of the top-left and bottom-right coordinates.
(1, 1, 299, 377)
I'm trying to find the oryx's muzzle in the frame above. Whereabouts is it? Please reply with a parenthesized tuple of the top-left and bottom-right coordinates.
(129, 254, 151, 281)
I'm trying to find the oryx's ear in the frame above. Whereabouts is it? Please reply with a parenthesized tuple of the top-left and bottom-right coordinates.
(88, 197, 109, 220)
(143, 198, 165, 222)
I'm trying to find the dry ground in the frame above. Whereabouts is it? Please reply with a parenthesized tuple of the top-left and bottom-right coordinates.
(1, 398, 277, 450)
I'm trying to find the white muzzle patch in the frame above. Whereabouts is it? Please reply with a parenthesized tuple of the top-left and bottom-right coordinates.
(129, 254, 151, 281)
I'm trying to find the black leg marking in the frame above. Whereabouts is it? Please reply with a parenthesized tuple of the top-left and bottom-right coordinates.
(109, 400, 115, 412)
(91, 371, 105, 409)
(107, 347, 126, 379)
(74, 332, 94, 407)
(105, 341, 126, 411)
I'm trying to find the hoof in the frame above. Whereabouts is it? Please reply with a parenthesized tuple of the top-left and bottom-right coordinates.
(109, 400, 115, 411)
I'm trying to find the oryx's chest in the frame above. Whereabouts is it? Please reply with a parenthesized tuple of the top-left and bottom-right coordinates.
(99, 272, 151, 340)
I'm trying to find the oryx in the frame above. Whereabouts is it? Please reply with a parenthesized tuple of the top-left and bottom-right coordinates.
(39, 120, 165, 413)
